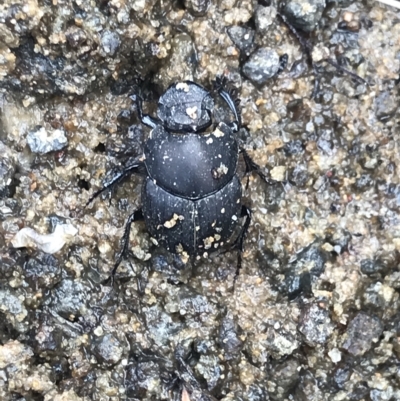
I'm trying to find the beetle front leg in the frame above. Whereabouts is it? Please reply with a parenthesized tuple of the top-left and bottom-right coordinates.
(214, 76, 241, 132)
(108, 209, 144, 284)
(130, 90, 160, 129)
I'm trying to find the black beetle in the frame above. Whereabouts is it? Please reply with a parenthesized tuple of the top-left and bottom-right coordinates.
(87, 78, 269, 281)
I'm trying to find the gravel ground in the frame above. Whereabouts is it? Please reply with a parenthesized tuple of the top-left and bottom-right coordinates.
(0, 0, 400, 400)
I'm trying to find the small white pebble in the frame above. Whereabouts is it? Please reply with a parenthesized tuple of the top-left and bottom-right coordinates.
(328, 348, 342, 363)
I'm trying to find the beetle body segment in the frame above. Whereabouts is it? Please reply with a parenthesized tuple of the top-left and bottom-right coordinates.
(142, 176, 242, 257)
(144, 122, 238, 199)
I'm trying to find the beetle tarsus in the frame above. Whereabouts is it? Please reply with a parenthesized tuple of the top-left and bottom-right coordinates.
(218, 204, 252, 284)
(232, 205, 252, 283)
(326, 58, 368, 85)
(277, 12, 322, 98)
(174, 344, 216, 400)
(109, 209, 144, 281)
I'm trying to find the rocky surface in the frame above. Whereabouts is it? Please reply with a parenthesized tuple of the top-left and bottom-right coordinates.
(0, 0, 400, 400)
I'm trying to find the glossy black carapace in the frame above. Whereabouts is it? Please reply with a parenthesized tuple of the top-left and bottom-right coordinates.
(87, 78, 269, 281)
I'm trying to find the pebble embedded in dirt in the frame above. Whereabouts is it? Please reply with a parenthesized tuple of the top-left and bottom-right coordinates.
(0, 142, 17, 198)
(255, 5, 277, 33)
(298, 303, 334, 346)
(243, 48, 280, 85)
(92, 334, 124, 365)
(342, 312, 383, 356)
(283, 0, 326, 32)
(26, 126, 68, 154)
(227, 25, 255, 55)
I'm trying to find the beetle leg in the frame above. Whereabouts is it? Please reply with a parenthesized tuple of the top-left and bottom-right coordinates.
(277, 12, 367, 98)
(214, 76, 241, 132)
(240, 148, 275, 188)
(276, 12, 321, 97)
(108, 209, 144, 284)
(277, 12, 313, 63)
(174, 344, 213, 399)
(325, 58, 367, 85)
(86, 161, 145, 206)
(130, 91, 160, 129)
(232, 205, 252, 283)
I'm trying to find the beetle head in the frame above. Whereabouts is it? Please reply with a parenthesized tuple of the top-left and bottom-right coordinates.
(157, 81, 214, 133)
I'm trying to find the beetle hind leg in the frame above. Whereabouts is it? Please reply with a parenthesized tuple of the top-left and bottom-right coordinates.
(229, 205, 252, 283)
(106, 209, 144, 284)
(217, 205, 252, 284)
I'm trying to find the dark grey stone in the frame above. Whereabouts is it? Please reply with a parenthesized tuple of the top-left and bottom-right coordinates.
(298, 303, 334, 345)
(342, 312, 383, 356)
(243, 48, 280, 85)
(92, 334, 123, 365)
(375, 91, 398, 121)
(283, 0, 326, 32)
(50, 279, 88, 319)
(227, 26, 255, 54)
